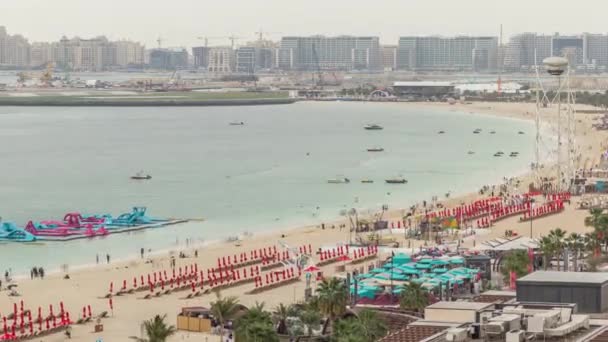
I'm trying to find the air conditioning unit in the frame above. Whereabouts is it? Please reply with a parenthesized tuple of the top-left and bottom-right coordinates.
(506, 330, 525, 342)
(446, 328, 468, 342)
(482, 322, 507, 336)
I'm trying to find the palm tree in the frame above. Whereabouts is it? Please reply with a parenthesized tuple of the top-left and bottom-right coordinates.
(236, 321, 279, 342)
(332, 318, 365, 342)
(501, 250, 530, 279)
(317, 278, 348, 334)
(130, 314, 176, 342)
(584, 232, 601, 258)
(356, 309, 388, 341)
(210, 292, 240, 341)
(399, 282, 429, 313)
(539, 236, 555, 270)
(585, 208, 605, 227)
(235, 302, 278, 342)
(299, 308, 321, 336)
(549, 228, 566, 271)
(272, 303, 290, 335)
(565, 232, 584, 271)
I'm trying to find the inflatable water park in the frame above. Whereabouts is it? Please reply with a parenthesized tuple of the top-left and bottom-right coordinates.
(0, 207, 186, 242)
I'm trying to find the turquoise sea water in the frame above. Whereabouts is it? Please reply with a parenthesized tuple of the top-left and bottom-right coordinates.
(0, 102, 534, 274)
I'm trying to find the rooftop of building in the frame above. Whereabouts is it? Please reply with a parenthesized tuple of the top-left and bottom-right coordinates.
(425, 301, 494, 311)
(393, 81, 453, 87)
(378, 321, 458, 342)
(517, 271, 608, 285)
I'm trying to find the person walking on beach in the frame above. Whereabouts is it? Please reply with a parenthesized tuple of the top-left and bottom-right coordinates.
(96, 254, 99, 265)
(106, 254, 110, 264)
(140, 248, 144, 259)
(38, 267, 44, 280)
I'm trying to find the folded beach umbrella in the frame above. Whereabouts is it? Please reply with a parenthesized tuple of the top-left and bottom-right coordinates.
(430, 259, 449, 266)
(370, 268, 385, 274)
(449, 257, 465, 264)
(415, 263, 431, 269)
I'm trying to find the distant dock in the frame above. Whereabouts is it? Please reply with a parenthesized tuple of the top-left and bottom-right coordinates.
(0, 90, 296, 107)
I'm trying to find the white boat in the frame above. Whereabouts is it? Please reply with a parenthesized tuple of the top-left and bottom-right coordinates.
(327, 177, 350, 184)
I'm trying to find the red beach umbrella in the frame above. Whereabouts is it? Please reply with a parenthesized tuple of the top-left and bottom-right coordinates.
(87, 305, 92, 318)
(45, 318, 49, 331)
(109, 282, 113, 293)
(108, 298, 113, 311)
(303, 265, 320, 272)
(133, 277, 137, 288)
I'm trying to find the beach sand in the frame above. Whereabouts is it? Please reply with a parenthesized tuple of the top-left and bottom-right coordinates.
(3, 101, 606, 341)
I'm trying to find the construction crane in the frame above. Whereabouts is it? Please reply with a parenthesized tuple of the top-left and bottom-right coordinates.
(196, 36, 227, 47)
(156, 36, 163, 49)
(196, 35, 244, 49)
(311, 43, 324, 88)
(254, 30, 282, 42)
(40, 62, 54, 86)
(227, 35, 244, 49)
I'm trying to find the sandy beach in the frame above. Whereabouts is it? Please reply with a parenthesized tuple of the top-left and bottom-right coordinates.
(3, 101, 606, 341)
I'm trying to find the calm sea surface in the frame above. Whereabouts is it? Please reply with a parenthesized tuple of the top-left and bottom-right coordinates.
(0, 102, 535, 274)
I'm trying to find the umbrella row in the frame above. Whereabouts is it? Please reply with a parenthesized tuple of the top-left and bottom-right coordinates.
(0, 300, 90, 341)
(248, 266, 302, 294)
(520, 200, 565, 221)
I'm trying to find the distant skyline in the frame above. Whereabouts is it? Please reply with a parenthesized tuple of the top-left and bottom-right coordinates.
(3, 0, 608, 48)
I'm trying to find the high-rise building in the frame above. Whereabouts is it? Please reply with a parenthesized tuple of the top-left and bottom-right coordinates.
(275, 48, 294, 70)
(207, 47, 234, 73)
(0, 26, 31, 68)
(112, 40, 145, 68)
(234, 46, 274, 73)
(148, 48, 188, 70)
(397, 36, 498, 71)
(192, 46, 210, 69)
(381, 45, 397, 71)
(584, 33, 608, 70)
(236, 47, 256, 73)
(30, 42, 56, 67)
(55, 36, 111, 71)
(504, 33, 608, 71)
(279, 36, 381, 71)
(504, 33, 555, 72)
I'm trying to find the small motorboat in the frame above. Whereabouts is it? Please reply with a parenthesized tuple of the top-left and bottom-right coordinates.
(131, 171, 151, 180)
(385, 178, 407, 184)
(467, 151, 475, 155)
(230, 121, 245, 126)
(364, 124, 383, 130)
(361, 179, 374, 184)
(518, 131, 525, 135)
(438, 130, 445, 134)
(490, 131, 496, 134)
(473, 129, 482, 134)
(510, 152, 519, 157)
(494, 152, 504, 157)
(327, 177, 350, 184)
(367, 147, 384, 152)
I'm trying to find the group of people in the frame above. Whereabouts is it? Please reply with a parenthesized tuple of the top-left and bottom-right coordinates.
(29, 266, 45, 280)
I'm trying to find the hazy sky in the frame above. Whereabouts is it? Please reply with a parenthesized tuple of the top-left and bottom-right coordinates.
(3, 0, 606, 48)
